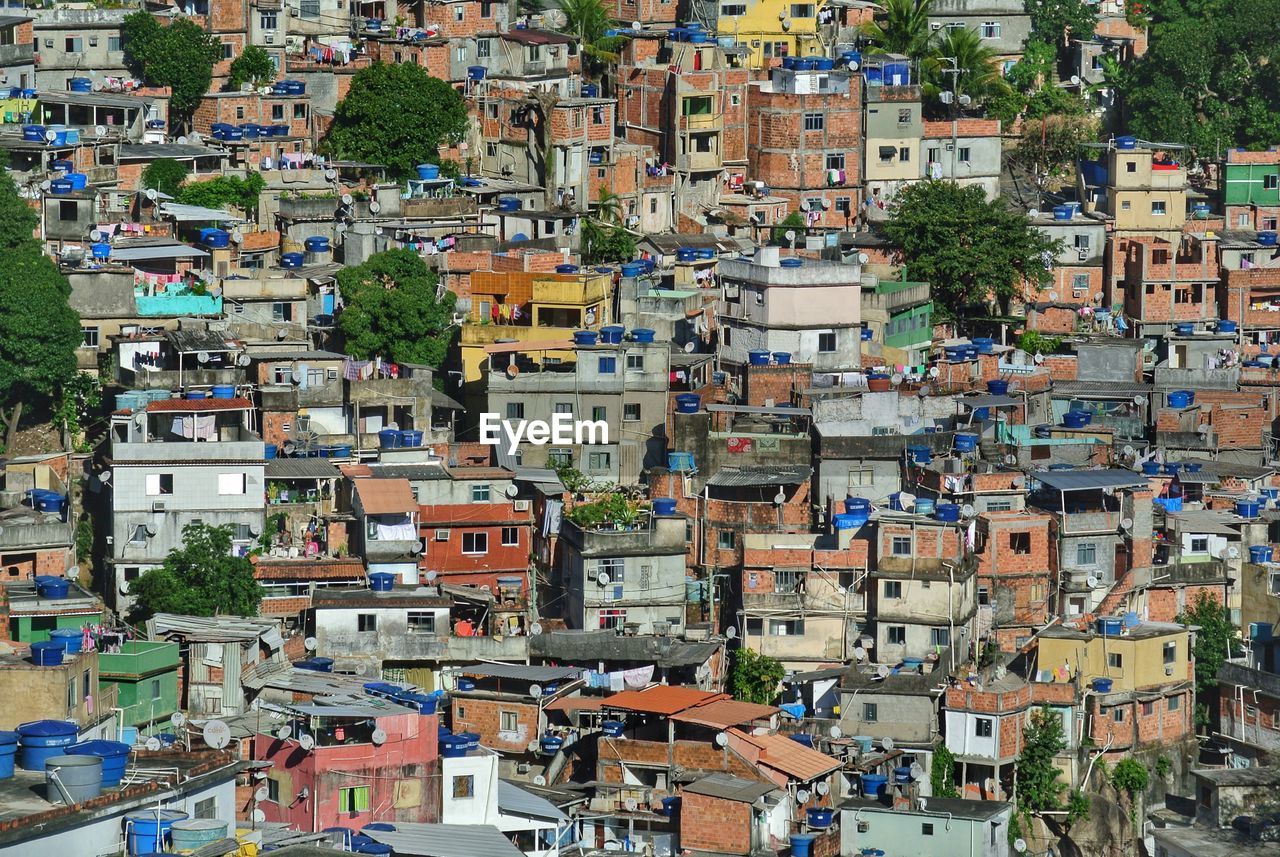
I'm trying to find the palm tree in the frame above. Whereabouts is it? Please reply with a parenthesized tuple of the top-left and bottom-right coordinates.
(559, 0, 627, 81)
(927, 27, 1011, 106)
(592, 188, 624, 224)
(861, 0, 936, 60)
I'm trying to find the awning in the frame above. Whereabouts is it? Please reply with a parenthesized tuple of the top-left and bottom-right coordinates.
(960, 394, 1019, 409)
(1031, 469, 1150, 492)
(109, 244, 210, 261)
(158, 202, 244, 222)
(483, 339, 574, 355)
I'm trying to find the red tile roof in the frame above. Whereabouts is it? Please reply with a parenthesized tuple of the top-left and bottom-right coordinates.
(252, 558, 366, 580)
(146, 397, 254, 412)
(727, 729, 841, 783)
(602, 686, 728, 716)
(669, 699, 779, 729)
(353, 477, 417, 515)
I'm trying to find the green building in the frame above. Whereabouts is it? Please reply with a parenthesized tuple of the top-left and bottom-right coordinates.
(5, 581, 103, 644)
(1223, 155, 1280, 208)
(98, 640, 181, 730)
(862, 276, 934, 372)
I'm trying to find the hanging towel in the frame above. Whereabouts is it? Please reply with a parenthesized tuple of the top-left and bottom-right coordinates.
(609, 672, 625, 692)
(622, 665, 654, 688)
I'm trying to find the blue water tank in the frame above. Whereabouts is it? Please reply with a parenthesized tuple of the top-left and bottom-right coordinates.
(30, 642, 64, 666)
(69, 78, 93, 93)
(281, 252, 305, 269)
(934, 503, 961, 522)
(780, 257, 803, 268)
(304, 236, 330, 253)
(416, 163, 440, 180)
(582, 83, 599, 98)
(1218, 319, 1238, 333)
(467, 65, 487, 80)
(378, 428, 401, 449)
(91, 242, 111, 260)
(203, 229, 230, 249)
(240, 124, 261, 139)
(773, 351, 792, 364)
(1052, 205, 1072, 221)
(369, 572, 396, 592)
(748, 349, 771, 366)
(652, 498, 678, 515)
(1259, 231, 1279, 247)
(16, 721, 78, 770)
(675, 394, 700, 413)
(497, 196, 521, 212)
(50, 178, 74, 195)
(600, 325, 624, 344)
(1115, 135, 1137, 150)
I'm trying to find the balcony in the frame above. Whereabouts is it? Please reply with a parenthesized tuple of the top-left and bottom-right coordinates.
(685, 150, 722, 172)
(0, 43, 33, 66)
(98, 641, 181, 679)
(531, 276, 611, 307)
(135, 290, 223, 318)
(679, 113, 720, 132)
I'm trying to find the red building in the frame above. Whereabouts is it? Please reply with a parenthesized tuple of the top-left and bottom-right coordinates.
(255, 701, 440, 831)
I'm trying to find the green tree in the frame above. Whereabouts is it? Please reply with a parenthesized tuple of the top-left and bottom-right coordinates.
(1009, 113, 1100, 194)
(140, 158, 190, 198)
(54, 372, 102, 452)
(861, 0, 936, 60)
(581, 220, 636, 264)
(228, 45, 277, 89)
(559, 0, 627, 81)
(128, 524, 264, 621)
(771, 211, 806, 245)
(927, 27, 1011, 105)
(883, 181, 1060, 318)
(335, 249, 457, 366)
(1027, 0, 1097, 43)
(121, 13, 221, 125)
(0, 173, 82, 450)
(322, 62, 468, 179)
(1016, 706, 1069, 812)
(176, 174, 266, 218)
(728, 648, 785, 705)
(1177, 591, 1241, 726)
(930, 744, 960, 797)
(593, 188, 624, 224)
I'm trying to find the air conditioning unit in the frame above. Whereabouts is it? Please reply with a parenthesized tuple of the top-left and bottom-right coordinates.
(265, 34, 275, 43)
(434, 529, 449, 541)
(513, 499, 531, 512)
(152, 501, 166, 512)
(1078, 249, 1089, 261)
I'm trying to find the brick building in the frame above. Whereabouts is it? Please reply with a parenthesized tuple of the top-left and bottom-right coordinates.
(973, 511, 1054, 652)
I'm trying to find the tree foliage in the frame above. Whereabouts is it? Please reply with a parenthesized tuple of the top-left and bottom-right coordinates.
(1177, 591, 1241, 725)
(771, 211, 806, 245)
(141, 158, 190, 198)
(128, 524, 263, 622)
(1027, 0, 1097, 44)
(228, 45, 277, 89)
(0, 172, 81, 450)
(581, 220, 636, 264)
(176, 174, 266, 216)
(883, 181, 1060, 318)
(925, 27, 1010, 106)
(1111, 758, 1150, 795)
(930, 744, 960, 798)
(335, 249, 457, 366)
(728, 648, 785, 705)
(1009, 113, 1100, 194)
(990, 39, 1091, 123)
(559, 0, 627, 79)
(1115, 0, 1280, 154)
(322, 62, 468, 179)
(121, 13, 221, 119)
(861, 0, 936, 60)
(1016, 706, 1069, 813)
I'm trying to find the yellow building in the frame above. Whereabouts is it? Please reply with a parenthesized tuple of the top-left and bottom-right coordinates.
(718, 0, 827, 68)
(1037, 622, 1193, 692)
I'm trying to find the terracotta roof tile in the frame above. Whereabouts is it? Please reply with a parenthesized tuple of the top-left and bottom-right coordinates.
(253, 558, 366, 580)
(353, 477, 417, 515)
(669, 699, 779, 729)
(146, 397, 254, 412)
(602, 686, 728, 716)
(727, 729, 841, 783)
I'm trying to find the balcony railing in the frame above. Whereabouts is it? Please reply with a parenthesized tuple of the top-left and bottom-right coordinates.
(99, 641, 181, 679)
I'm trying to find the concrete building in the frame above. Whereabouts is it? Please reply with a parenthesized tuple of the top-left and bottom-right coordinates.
(861, 56, 921, 205)
(1221, 147, 1280, 233)
(30, 8, 127, 91)
(921, 118, 1002, 200)
(840, 798, 1014, 857)
(926, 0, 1031, 64)
(0, 14, 33, 92)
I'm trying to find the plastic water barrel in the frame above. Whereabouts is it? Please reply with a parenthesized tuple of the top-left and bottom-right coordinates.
(789, 733, 814, 748)
(1218, 319, 1238, 333)
(170, 820, 230, 852)
(49, 629, 84, 654)
(1237, 499, 1263, 518)
(1092, 677, 1114, 692)
(35, 576, 70, 598)
(1063, 410, 1091, 428)
(540, 733, 563, 753)
(600, 325, 624, 344)
(0, 732, 17, 779)
(439, 735, 468, 758)
(972, 337, 995, 354)
(1250, 545, 1273, 564)
(1174, 322, 1194, 335)
(652, 498, 678, 516)
(861, 327, 873, 341)
(749, 349, 771, 366)
(914, 498, 936, 516)
(369, 572, 396, 592)
(620, 263, 644, 278)
(400, 429, 424, 447)
(1097, 618, 1123, 636)
(814, 57, 835, 71)
(67, 740, 131, 787)
(281, 252, 305, 269)
(1167, 390, 1193, 409)
(66, 173, 88, 190)
(69, 78, 93, 92)
(1141, 461, 1160, 475)
(987, 379, 1009, 395)
(602, 720, 625, 737)
(240, 123, 261, 139)
(416, 163, 441, 180)
(1258, 231, 1279, 247)
(126, 809, 189, 854)
(934, 503, 961, 522)
(16, 721, 78, 771)
(676, 247, 698, 263)
(844, 497, 871, 516)
(50, 178, 74, 194)
(23, 124, 45, 141)
(773, 351, 792, 365)
(1116, 135, 1137, 150)
(860, 774, 888, 798)
(954, 433, 979, 453)
(907, 444, 931, 464)
(90, 242, 111, 260)
(832, 514, 859, 530)
(573, 330, 599, 346)
(304, 236, 330, 253)
(632, 328, 656, 343)
(211, 385, 236, 399)
(30, 641, 65, 666)
(497, 197, 521, 212)
(45, 754, 103, 804)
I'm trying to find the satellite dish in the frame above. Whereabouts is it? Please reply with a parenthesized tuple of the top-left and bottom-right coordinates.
(1048, 291, 1058, 301)
(291, 368, 304, 383)
(533, 775, 547, 786)
(796, 789, 810, 803)
(170, 711, 187, 729)
(774, 489, 787, 505)
(918, 385, 932, 398)
(910, 762, 925, 780)
(853, 646, 866, 661)
(530, 622, 543, 635)
(714, 732, 729, 747)
(1005, 454, 1018, 466)
(341, 193, 354, 205)
(781, 17, 791, 29)
(1028, 209, 1040, 218)
(255, 785, 269, 801)
(785, 229, 797, 241)
(95, 125, 107, 136)
(596, 571, 612, 586)
(898, 491, 916, 509)
(277, 328, 290, 340)
(91, 80, 103, 91)
(684, 341, 696, 353)
(40, 180, 51, 191)
(277, 725, 293, 740)
(371, 728, 387, 745)
(625, 797, 639, 811)
(881, 737, 894, 751)
(928, 366, 939, 378)
(299, 733, 316, 751)
(530, 684, 544, 699)
(631, 20, 642, 29)
(45, 130, 58, 142)
(177, 136, 188, 144)
(725, 626, 738, 639)
(1014, 838, 1028, 854)
(425, 570, 439, 581)
(1070, 74, 1082, 86)
(304, 637, 318, 651)
(1086, 573, 1100, 588)
(1033, 353, 1045, 364)
(252, 808, 267, 824)
(875, 665, 890, 679)
(890, 373, 903, 385)
(798, 200, 809, 212)
(961, 504, 976, 518)
(230, 230, 243, 244)
(324, 168, 338, 180)
(848, 60, 859, 70)
(196, 351, 210, 363)
(857, 253, 869, 264)
(145, 737, 162, 751)
(1120, 517, 1134, 530)
(146, 188, 158, 201)
(816, 781, 831, 795)
(821, 199, 831, 210)
(98, 471, 111, 484)
(1122, 445, 1136, 457)
(369, 201, 382, 213)
(1227, 546, 1240, 559)
(90, 229, 102, 241)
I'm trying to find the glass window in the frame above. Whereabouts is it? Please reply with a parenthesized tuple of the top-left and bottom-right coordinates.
(500, 711, 518, 731)
(1108, 652, 1122, 669)
(884, 581, 902, 598)
(891, 536, 912, 555)
(407, 611, 435, 633)
(803, 113, 824, 132)
(1152, 200, 1167, 216)
(502, 527, 519, 546)
(974, 717, 993, 737)
(626, 353, 645, 371)
(462, 532, 488, 554)
(818, 331, 837, 352)
(887, 626, 906, 644)
(623, 403, 641, 421)
(718, 530, 736, 549)
(1076, 543, 1097, 565)
(259, 11, 277, 28)
(471, 484, 491, 502)
(588, 451, 611, 471)
(931, 627, 951, 647)
(218, 473, 246, 495)
(592, 406, 606, 422)
(145, 474, 174, 496)
(338, 786, 371, 812)
(863, 703, 877, 722)
(506, 402, 524, 419)
(358, 614, 376, 632)
(598, 356, 617, 374)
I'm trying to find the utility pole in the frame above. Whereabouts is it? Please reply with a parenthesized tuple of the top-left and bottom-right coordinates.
(938, 57, 967, 182)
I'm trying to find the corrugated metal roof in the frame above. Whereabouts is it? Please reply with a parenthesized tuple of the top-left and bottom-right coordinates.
(603, 686, 728, 716)
(265, 458, 342, 479)
(106, 243, 212, 261)
(353, 477, 417, 514)
(149, 613, 281, 645)
(706, 466, 812, 488)
(669, 698, 778, 729)
(682, 773, 777, 803)
(1031, 469, 1149, 492)
(461, 663, 582, 683)
(365, 824, 527, 857)
(960, 394, 1019, 409)
(1052, 381, 1153, 397)
(498, 780, 569, 821)
(728, 729, 841, 782)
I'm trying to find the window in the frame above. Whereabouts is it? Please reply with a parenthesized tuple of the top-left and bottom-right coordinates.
(769, 618, 805, 635)
(626, 353, 645, 371)
(339, 785, 371, 814)
(1163, 641, 1177, 664)
(149, 678, 161, 698)
(1121, 200, 1132, 210)
(80, 326, 99, 349)
(65, 37, 83, 52)
(501, 527, 519, 546)
(1169, 695, 1180, 711)
(824, 152, 845, 171)
(721, 2, 746, 13)
(592, 106, 605, 125)
(293, 104, 308, 120)
(623, 403, 641, 421)
(554, 402, 573, 416)
(548, 449, 572, 467)
(818, 331, 837, 352)
(884, 581, 903, 599)
(454, 3, 464, 19)
(922, 823, 934, 836)
(928, 146, 940, 163)
(1076, 542, 1097, 565)
(500, 711, 518, 732)
(506, 402, 525, 420)
(130, 525, 148, 544)
(266, 778, 280, 802)
(931, 627, 951, 647)
(592, 406, 606, 422)
(1010, 532, 1031, 554)
(598, 356, 617, 374)
(471, 484, 491, 503)
(804, 113, 824, 132)
(980, 20, 1001, 38)
(194, 796, 217, 819)
(891, 536, 912, 556)
(718, 530, 736, 550)
(259, 10, 277, 28)
(974, 717, 993, 737)
(1189, 536, 1209, 553)
(407, 611, 435, 633)
(270, 103, 285, 122)
(1142, 701, 1155, 716)
(899, 146, 911, 162)
(358, 614, 377, 632)
(218, 474, 246, 495)
(863, 703, 878, 723)
(1112, 708, 1124, 722)
(987, 500, 1013, 512)
(791, 2, 814, 15)
(1152, 200, 1167, 216)
(599, 609, 627, 630)
(299, 0, 319, 16)
(957, 146, 971, 163)
(478, 39, 491, 59)
(836, 196, 851, 214)
(221, 42, 232, 59)
(58, 200, 77, 221)
(774, 568, 803, 593)
(1265, 174, 1279, 191)
(1108, 652, 1123, 669)
(887, 626, 906, 645)
(145, 474, 174, 496)
(978, 586, 990, 605)
(462, 532, 488, 554)
(109, 35, 122, 52)
(588, 451, 611, 471)
(1073, 274, 1090, 293)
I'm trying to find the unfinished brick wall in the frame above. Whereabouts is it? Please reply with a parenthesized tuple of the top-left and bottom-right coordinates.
(452, 696, 540, 754)
(678, 791, 754, 855)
